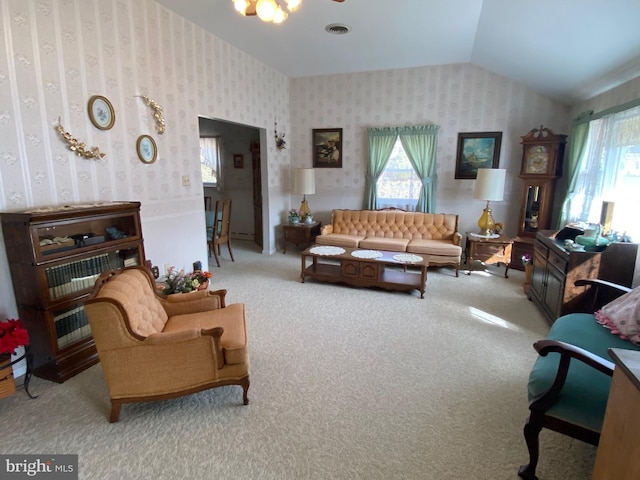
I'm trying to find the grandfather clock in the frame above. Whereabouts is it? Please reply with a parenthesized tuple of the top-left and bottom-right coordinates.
(512, 126, 567, 270)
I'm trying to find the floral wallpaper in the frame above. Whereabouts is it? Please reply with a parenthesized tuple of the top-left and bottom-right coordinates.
(0, 0, 290, 320)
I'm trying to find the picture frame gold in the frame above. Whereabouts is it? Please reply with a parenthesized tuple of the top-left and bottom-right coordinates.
(454, 131, 502, 179)
(87, 95, 115, 130)
(136, 134, 157, 164)
(233, 154, 244, 169)
(312, 128, 342, 168)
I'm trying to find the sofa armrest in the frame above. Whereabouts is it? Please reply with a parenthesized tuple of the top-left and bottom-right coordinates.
(452, 232, 462, 246)
(160, 289, 227, 316)
(530, 339, 614, 410)
(320, 224, 333, 235)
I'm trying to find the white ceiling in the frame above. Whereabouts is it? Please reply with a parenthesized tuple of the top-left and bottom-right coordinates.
(155, 0, 640, 105)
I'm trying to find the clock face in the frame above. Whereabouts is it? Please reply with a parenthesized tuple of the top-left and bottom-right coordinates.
(525, 145, 549, 174)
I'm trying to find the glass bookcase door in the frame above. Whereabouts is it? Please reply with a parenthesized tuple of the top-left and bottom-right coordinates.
(522, 184, 542, 234)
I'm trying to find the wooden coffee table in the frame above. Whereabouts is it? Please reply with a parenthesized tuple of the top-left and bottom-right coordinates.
(300, 245, 428, 298)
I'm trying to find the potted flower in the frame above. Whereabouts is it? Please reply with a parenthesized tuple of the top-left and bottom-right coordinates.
(0, 318, 29, 398)
(289, 209, 301, 224)
(157, 267, 212, 295)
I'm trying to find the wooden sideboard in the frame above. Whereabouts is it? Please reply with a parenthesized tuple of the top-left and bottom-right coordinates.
(529, 231, 638, 323)
(592, 348, 640, 480)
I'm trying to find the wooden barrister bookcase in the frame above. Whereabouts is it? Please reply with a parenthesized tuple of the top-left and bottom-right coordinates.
(1, 202, 145, 382)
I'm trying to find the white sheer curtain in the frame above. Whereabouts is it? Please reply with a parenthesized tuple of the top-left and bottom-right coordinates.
(200, 136, 222, 189)
(567, 105, 640, 240)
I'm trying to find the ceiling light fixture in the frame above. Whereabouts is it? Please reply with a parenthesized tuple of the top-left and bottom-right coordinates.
(232, 0, 301, 24)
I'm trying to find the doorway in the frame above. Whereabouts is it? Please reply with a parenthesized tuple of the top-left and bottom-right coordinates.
(198, 116, 263, 249)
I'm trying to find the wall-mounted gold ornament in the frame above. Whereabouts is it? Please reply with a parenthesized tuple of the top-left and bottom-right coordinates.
(136, 95, 165, 134)
(54, 119, 105, 159)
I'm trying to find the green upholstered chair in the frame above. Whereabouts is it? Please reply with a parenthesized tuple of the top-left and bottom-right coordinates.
(518, 279, 640, 480)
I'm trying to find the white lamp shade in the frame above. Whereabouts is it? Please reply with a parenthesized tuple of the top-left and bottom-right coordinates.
(293, 168, 316, 195)
(473, 168, 505, 201)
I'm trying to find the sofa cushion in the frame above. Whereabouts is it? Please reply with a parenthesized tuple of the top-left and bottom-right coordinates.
(97, 268, 168, 337)
(527, 313, 640, 432)
(315, 233, 364, 248)
(407, 239, 462, 256)
(164, 303, 248, 365)
(358, 237, 410, 252)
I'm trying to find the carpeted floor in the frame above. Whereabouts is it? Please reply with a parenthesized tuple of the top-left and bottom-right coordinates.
(0, 241, 596, 479)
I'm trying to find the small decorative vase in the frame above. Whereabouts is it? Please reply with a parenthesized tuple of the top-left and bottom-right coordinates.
(304, 215, 314, 224)
(289, 216, 300, 225)
(197, 280, 209, 291)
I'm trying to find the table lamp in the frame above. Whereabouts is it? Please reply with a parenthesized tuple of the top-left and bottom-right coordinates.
(293, 168, 315, 220)
(473, 168, 505, 236)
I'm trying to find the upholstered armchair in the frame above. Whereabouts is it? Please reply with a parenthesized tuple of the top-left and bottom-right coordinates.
(518, 279, 640, 480)
(84, 266, 249, 422)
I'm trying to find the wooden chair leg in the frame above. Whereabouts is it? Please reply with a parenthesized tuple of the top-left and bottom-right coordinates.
(212, 242, 221, 267)
(227, 240, 235, 262)
(518, 412, 543, 480)
(241, 376, 250, 405)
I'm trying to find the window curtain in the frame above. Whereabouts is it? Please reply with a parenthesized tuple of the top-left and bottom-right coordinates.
(398, 125, 440, 213)
(200, 136, 222, 190)
(557, 111, 592, 227)
(364, 128, 398, 209)
(564, 104, 640, 232)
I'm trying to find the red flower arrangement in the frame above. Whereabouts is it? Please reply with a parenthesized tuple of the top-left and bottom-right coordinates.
(0, 319, 29, 356)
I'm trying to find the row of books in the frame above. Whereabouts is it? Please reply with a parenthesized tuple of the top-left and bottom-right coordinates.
(55, 305, 91, 349)
(46, 253, 113, 300)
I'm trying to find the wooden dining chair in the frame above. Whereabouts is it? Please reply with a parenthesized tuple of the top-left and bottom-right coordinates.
(208, 199, 235, 267)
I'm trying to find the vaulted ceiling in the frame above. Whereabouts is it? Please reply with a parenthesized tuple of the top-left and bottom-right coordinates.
(155, 0, 640, 105)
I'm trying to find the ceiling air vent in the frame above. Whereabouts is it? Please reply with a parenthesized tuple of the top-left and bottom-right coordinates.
(325, 23, 351, 35)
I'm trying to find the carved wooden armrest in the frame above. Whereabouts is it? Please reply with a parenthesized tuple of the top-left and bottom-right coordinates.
(574, 279, 631, 312)
(530, 339, 614, 410)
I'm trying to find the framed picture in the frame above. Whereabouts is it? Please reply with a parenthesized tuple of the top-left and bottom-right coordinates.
(312, 128, 343, 168)
(454, 132, 502, 179)
(136, 134, 157, 164)
(233, 154, 244, 169)
(87, 95, 115, 130)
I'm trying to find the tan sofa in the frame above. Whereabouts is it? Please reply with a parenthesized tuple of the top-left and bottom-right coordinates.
(316, 209, 462, 276)
(85, 266, 249, 422)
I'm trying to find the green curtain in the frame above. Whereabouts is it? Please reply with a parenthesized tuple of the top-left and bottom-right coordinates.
(557, 111, 593, 228)
(398, 125, 440, 213)
(364, 128, 397, 209)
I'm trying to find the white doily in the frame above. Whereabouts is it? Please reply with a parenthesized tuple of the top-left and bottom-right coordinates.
(469, 232, 500, 239)
(309, 246, 345, 256)
(351, 250, 383, 259)
(393, 253, 424, 263)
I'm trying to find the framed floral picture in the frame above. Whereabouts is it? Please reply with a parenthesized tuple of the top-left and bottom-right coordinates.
(455, 132, 502, 179)
(312, 128, 342, 168)
(136, 134, 157, 164)
(88, 95, 115, 130)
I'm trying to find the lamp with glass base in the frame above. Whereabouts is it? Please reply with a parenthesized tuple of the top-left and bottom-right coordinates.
(293, 168, 315, 222)
(473, 168, 506, 236)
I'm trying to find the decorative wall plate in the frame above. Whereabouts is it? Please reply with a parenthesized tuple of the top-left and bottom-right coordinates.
(88, 95, 115, 130)
(136, 134, 157, 164)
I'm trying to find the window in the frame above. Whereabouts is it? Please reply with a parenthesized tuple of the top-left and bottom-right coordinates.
(200, 136, 220, 187)
(569, 105, 640, 240)
(376, 138, 421, 211)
